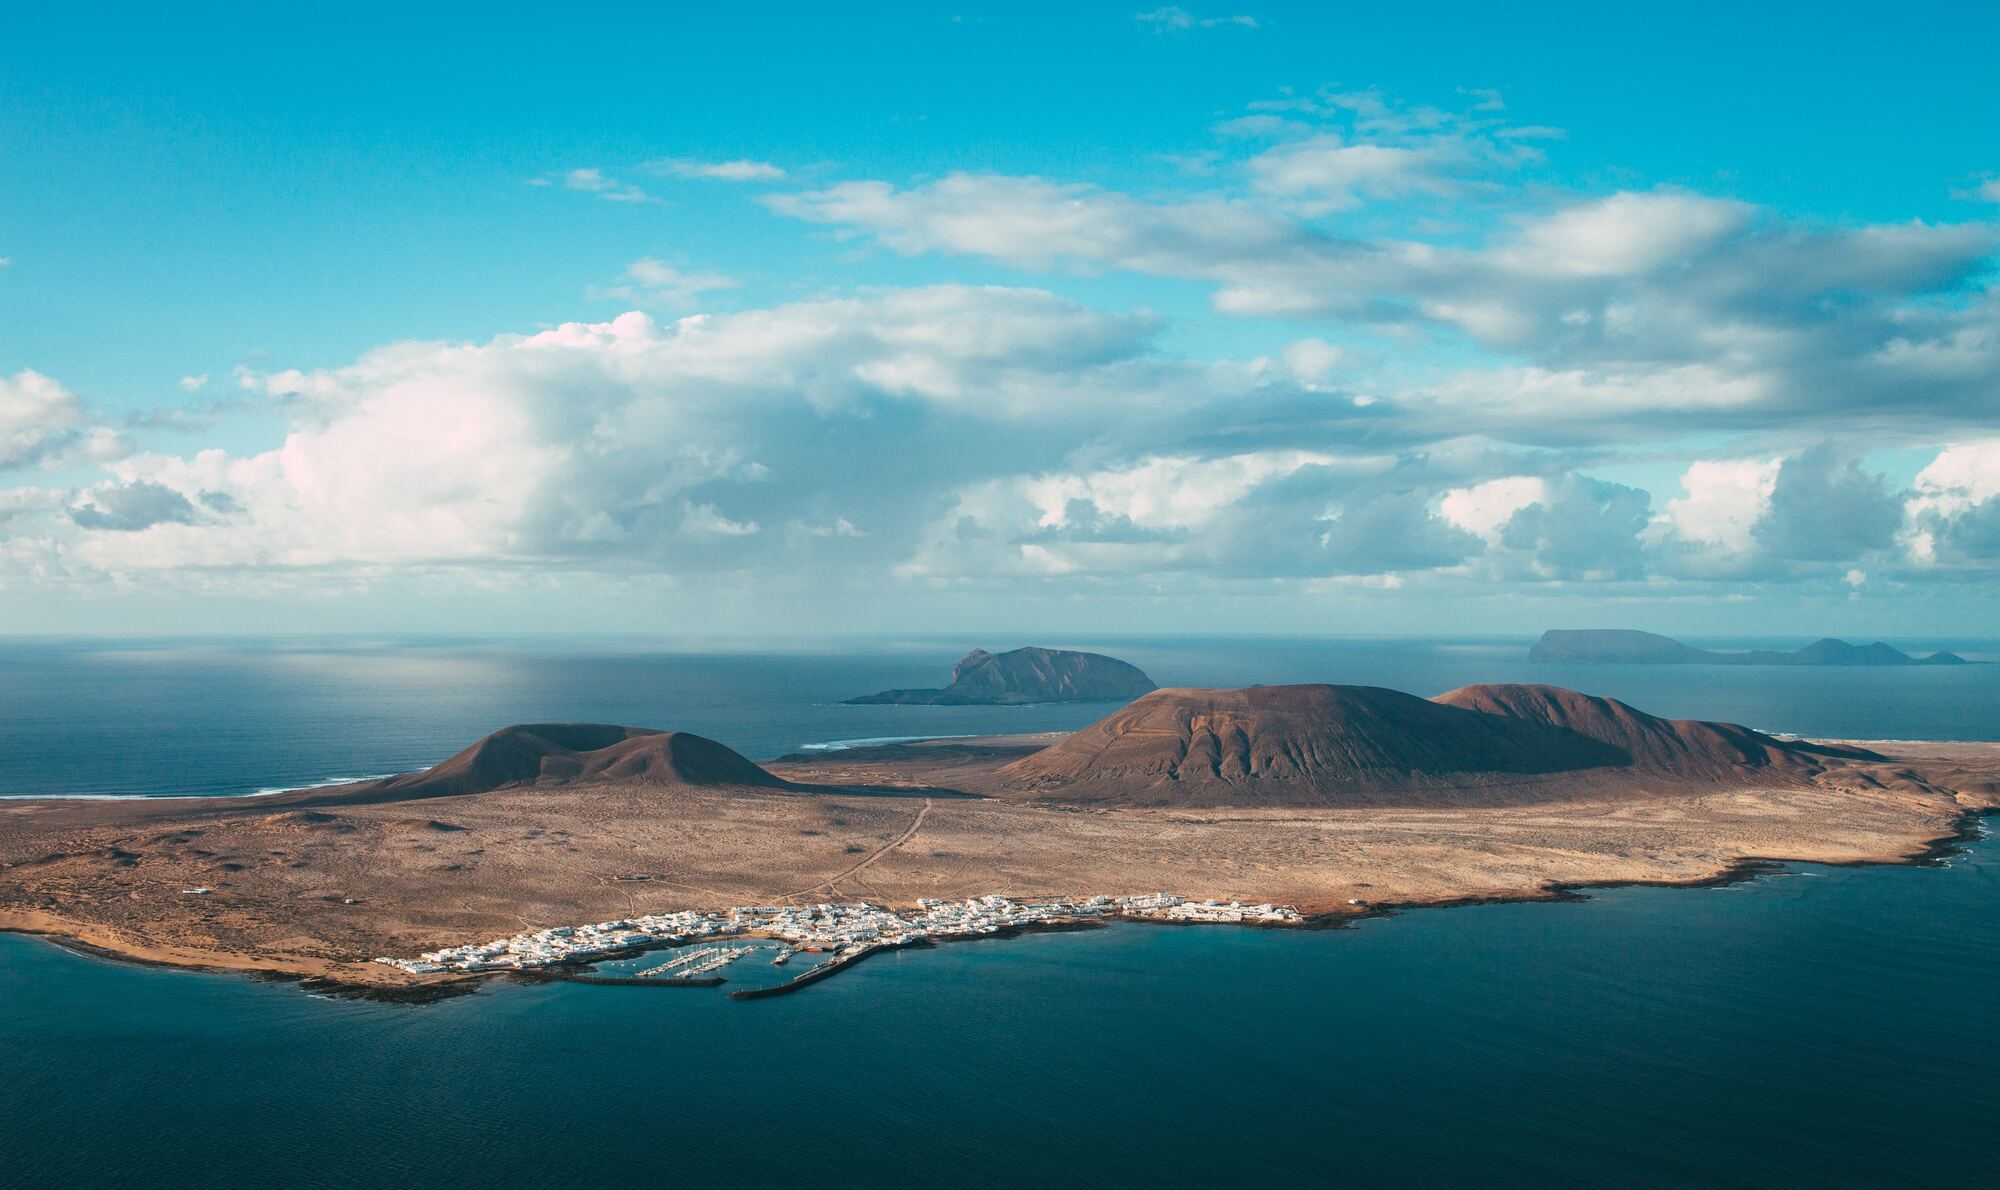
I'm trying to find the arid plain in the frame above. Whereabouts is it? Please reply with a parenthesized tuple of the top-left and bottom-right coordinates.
(4, 682, 1996, 992)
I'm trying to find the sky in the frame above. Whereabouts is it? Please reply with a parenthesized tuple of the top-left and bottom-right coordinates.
(2, 1, 1997, 639)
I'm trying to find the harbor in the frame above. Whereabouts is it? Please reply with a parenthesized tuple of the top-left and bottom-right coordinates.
(374, 893, 1305, 994)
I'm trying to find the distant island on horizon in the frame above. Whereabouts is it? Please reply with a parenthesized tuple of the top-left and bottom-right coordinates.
(1530, 629, 1970, 667)
(843, 646, 1158, 705)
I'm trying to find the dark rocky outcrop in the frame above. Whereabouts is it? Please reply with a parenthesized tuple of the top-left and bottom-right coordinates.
(845, 647, 1158, 706)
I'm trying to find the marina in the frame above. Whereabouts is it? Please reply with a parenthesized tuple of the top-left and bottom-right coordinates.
(641, 945, 757, 978)
(374, 893, 1305, 994)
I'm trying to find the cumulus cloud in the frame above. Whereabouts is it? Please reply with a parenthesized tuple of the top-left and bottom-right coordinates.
(0, 486, 62, 526)
(47, 287, 1288, 577)
(1907, 440, 2000, 568)
(1, 370, 125, 470)
(68, 480, 201, 532)
(1751, 446, 1902, 566)
(1646, 449, 1909, 580)
(1495, 475, 1652, 581)
(2, 370, 85, 468)
(902, 449, 1493, 581)
(1651, 457, 1782, 573)
(1442, 473, 1652, 581)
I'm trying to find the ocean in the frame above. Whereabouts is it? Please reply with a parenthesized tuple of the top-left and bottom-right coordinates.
(2, 634, 1995, 798)
(1, 635, 1997, 1187)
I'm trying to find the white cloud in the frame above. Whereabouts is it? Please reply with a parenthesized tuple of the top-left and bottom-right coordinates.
(1906, 439, 2000, 568)
(644, 158, 787, 182)
(1440, 476, 1548, 541)
(773, 165, 1999, 438)
(48, 287, 1239, 576)
(0, 486, 62, 525)
(1657, 458, 1781, 555)
(590, 258, 741, 309)
(178, 374, 209, 392)
(1247, 134, 1461, 213)
(1497, 192, 1751, 278)
(1025, 450, 1347, 531)
(1281, 337, 1344, 383)
(1412, 364, 1775, 428)
(2, 370, 84, 468)
(1911, 439, 2000, 512)
(1134, 7, 1259, 31)
(679, 501, 760, 538)
(897, 449, 1496, 582)
(769, 172, 1311, 281)
(2, 370, 123, 470)
(558, 168, 655, 203)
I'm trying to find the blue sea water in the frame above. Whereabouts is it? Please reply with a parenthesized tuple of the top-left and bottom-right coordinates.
(1, 634, 1995, 798)
(2, 635, 1998, 1188)
(2, 836, 1995, 1189)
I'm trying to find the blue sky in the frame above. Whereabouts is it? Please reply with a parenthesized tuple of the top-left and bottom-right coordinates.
(2, 2, 1997, 637)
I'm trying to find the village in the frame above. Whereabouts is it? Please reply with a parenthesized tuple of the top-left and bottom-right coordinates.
(374, 893, 1305, 978)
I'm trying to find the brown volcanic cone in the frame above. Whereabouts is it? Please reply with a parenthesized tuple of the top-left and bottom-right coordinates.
(999, 684, 1625, 807)
(1431, 684, 1848, 777)
(329, 724, 786, 803)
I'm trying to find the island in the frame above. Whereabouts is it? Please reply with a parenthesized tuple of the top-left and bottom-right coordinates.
(842, 645, 1158, 705)
(1529, 628, 1969, 666)
(2, 681, 1995, 996)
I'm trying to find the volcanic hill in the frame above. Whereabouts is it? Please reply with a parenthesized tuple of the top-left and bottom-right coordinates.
(1432, 683, 1871, 776)
(326, 724, 787, 803)
(998, 684, 1623, 806)
(996, 683, 1853, 807)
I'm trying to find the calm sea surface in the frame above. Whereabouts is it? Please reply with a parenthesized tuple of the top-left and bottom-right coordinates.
(1, 636, 1996, 1187)
(1, 634, 1995, 798)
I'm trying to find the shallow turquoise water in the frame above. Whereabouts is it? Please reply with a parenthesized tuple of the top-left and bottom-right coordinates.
(3, 830, 1995, 1189)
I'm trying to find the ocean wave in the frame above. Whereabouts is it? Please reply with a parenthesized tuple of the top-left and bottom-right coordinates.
(0, 773, 397, 801)
(794, 734, 977, 753)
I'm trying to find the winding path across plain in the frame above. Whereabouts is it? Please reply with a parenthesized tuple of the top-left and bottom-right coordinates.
(789, 797, 932, 900)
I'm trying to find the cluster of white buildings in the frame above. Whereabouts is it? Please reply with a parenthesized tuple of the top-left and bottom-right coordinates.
(1117, 893, 1303, 924)
(375, 891, 1302, 976)
(377, 909, 730, 975)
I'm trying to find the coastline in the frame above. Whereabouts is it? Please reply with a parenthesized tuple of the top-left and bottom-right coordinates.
(4, 801, 1991, 1001)
(1339, 805, 1998, 926)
